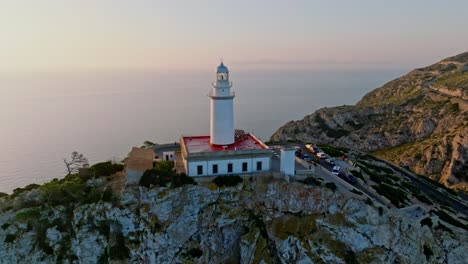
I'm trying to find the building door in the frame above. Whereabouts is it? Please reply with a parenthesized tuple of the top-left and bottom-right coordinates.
(166, 155, 169, 160)
(213, 164, 218, 174)
(227, 163, 233, 173)
(197, 165, 203, 175)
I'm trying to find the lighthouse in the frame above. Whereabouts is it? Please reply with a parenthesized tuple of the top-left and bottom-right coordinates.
(179, 62, 272, 177)
(210, 62, 235, 145)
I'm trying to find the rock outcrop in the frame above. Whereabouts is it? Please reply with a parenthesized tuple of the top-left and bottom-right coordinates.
(1, 178, 467, 263)
(271, 52, 468, 190)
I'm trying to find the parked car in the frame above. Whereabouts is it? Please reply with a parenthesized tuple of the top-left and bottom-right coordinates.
(303, 153, 311, 161)
(331, 166, 341, 175)
(316, 152, 327, 159)
(325, 158, 335, 165)
(346, 174, 357, 184)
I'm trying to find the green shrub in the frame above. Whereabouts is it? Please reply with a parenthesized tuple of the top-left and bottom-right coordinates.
(171, 173, 196, 188)
(434, 210, 468, 231)
(350, 189, 363, 195)
(413, 193, 433, 205)
(1, 223, 10, 230)
(372, 183, 408, 208)
(139, 170, 171, 188)
(435, 222, 453, 234)
(4, 234, 16, 243)
(90, 162, 124, 177)
(423, 244, 433, 260)
(213, 175, 243, 187)
(378, 207, 384, 216)
(0, 192, 9, 198)
(300, 177, 322, 186)
(186, 248, 203, 258)
(316, 144, 347, 157)
(350, 170, 366, 182)
(39, 176, 89, 206)
(36, 220, 54, 255)
(344, 250, 358, 264)
(109, 233, 130, 260)
(324, 182, 337, 192)
(16, 207, 42, 221)
(420, 217, 433, 228)
(139, 161, 176, 188)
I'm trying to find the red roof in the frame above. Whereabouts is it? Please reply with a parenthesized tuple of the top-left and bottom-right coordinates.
(182, 133, 267, 153)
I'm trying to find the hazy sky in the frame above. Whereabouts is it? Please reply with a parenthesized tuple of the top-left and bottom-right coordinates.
(1, 0, 467, 72)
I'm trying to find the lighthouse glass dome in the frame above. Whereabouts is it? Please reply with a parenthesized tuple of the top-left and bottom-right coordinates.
(216, 62, 229, 81)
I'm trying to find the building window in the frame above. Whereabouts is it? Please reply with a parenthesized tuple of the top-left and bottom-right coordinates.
(242, 162, 248, 172)
(197, 165, 203, 175)
(256, 161, 262, 171)
(227, 163, 233, 173)
(213, 164, 218, 174)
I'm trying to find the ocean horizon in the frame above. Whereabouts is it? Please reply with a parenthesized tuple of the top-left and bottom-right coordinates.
(0, 68, 406, 193)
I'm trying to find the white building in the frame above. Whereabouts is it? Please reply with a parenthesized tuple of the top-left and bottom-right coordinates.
(280, 148, 295, 176)
(180, 62, 271, 177)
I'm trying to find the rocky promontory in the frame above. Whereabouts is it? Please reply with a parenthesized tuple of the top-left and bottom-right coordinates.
(1, 172, 467, 263)
(271, 52, 468, 191)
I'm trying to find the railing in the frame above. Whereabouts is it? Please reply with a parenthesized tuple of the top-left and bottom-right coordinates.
(208, 90, 235, 98)
(212, 81, 233, 88)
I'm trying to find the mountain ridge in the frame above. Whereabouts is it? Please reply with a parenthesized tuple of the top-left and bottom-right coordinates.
(271, 52, 468, 191)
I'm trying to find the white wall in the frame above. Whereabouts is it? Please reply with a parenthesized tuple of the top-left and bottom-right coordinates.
(280, 149, 295, 176)
(210, 98, 234, 145)
(162, 151, 175, 161)
(187, 156, 270, 177)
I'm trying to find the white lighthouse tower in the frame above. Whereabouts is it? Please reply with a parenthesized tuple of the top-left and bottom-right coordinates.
(210, 62, 235, 145)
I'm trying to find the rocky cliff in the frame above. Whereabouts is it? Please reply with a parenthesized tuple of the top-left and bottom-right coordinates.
(1, 176, 467, 264)
(271, 52, 468, 191)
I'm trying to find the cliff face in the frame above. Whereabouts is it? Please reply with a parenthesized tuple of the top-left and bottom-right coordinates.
(1, 179, 467, 263)
(271, 52, 468, 190)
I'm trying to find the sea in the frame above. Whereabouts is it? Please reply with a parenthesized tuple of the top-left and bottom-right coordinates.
(0, 68, 406, 193)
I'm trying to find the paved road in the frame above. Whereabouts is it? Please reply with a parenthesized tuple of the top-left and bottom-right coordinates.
(378, 158, 468, 216)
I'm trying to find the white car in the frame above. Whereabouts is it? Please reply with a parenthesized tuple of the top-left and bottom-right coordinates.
(316, 152, 327, 159)
(331, 166, 341, 175)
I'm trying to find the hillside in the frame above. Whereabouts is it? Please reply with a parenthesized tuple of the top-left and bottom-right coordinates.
(271, 52, 468, 191)
(1, 170, 467, 263)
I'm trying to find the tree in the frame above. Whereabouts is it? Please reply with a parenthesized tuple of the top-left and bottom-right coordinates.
(63, 151, 89, 175)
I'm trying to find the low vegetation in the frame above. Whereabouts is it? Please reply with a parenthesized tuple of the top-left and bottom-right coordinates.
(314, 115, 350, 139)
(90, 161, 124, 177)
(213, 175, 243, 187)
(316, 144, 348, 157)
(434, 210, 468, 231)
(299, 177, 322, 186)
(139, 161, 195, 188)
(324, 182, 337, 192)
(372, 183, 408, 208)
